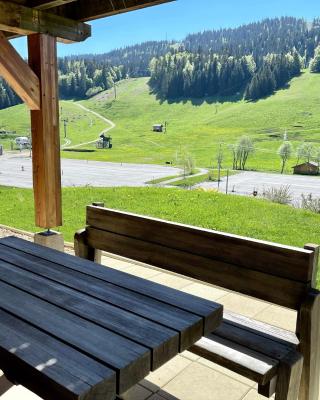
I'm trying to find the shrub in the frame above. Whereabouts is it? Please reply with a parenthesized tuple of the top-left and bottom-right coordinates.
(262, 185, 293, 205)
(300, 194, 320, 213)
(85, 86, 103, 98)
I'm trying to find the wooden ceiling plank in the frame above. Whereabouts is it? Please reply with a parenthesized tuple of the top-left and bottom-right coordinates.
(27, 0, 78, 11)
(52, 0, 174, 22)
(0, 0, 91, 42)
(0, 31, 40, 110)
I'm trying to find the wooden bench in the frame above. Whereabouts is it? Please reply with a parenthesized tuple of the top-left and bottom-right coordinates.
(75, 205, 320, 400)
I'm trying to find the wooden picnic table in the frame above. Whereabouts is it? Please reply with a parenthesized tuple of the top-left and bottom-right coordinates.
(0, 236, 223, 400)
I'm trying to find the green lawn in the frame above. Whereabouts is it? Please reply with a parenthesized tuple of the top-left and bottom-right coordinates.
(1, 71, 320, 172)
(170, 170, 233, 187)
(1, 185, 319, 283)
(1, 185, 319, 247)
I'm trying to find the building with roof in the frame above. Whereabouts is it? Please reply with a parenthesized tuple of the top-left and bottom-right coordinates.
(293, 161, 319, 175)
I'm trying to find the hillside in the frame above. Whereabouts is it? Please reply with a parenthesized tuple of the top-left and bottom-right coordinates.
(1, 16, 320, 109)
(0, 101, 107, 151)
(0, 71, 319, 173)
(77, 70, 320, 172)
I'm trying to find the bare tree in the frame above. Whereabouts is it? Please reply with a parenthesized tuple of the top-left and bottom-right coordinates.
(314, 148, 320, 168)
(231, 136, 254, 170)
(304, 143, 314, 162)
(296, 142, 314, 164)
(278, 141, 293, 174)
(295, 143, 305, 165)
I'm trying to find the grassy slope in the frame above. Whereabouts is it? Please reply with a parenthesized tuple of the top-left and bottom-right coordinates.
(0, 71, 319, 172)
(69, 71, 320, 172)
(1, 186, 319, 249)
(0, 101, 106, 150)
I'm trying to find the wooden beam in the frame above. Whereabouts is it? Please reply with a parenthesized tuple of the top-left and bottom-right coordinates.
(0, 31, 40, 110)
(28, 34, 62, 229)
(0, 0, 91, 42)
(52, 0, 174, 22)
(27, 0, 78, 10)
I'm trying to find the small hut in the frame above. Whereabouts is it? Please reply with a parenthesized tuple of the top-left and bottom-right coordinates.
(293, 161, 319, 175)
(153, 124, 164, 132)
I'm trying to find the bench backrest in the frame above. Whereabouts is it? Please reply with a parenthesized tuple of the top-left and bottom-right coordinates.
(84, 205, 319, 311)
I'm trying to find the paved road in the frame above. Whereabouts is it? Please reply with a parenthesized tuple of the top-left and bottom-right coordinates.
(197, 171, 320, 201)
(0, 153, 180, 188)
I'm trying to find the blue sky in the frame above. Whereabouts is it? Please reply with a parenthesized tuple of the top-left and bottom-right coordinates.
(13, 0, 320, 57)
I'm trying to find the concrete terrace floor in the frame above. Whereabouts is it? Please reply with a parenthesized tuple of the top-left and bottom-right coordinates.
(0, 229, 314, 400)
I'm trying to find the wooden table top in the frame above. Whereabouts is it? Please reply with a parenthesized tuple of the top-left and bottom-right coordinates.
(0, 236, 222, 400)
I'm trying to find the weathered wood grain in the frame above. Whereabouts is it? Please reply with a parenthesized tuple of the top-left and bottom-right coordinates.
(0, 310, 116, 400)
(0, 236, 222, 335)
(28, 0, 78, 10)
(0, 259, 179, 370)
(51, 0, 174, 22)
(190, 334, 278, 385)
(0, 280, 150, 394)
(275, 351, 303, 400)
(297, 290, 320, 400)
(0, 31, 40, 110)
(213, 319, 297, 361)
(86, 206, 314, 282)
(0, 0, 91, 42)
(74, 229, 101, 263)
(28, 34, 62, 228)
(0, 242, 205, 352)
(84, 227, 308, 310)
(223, 312, 299, 347)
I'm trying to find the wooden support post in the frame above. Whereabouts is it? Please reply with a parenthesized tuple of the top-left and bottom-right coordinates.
(275, 352, 303, 400)
(74, 229, 101, 264)
(28, 34, 62, 229)
(297, 290, 320, 400)
(295, 244, 320, 400)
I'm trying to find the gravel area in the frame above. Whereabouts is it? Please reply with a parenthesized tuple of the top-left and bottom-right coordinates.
(0, 226, 33, 241)
(0, 226, 74, 254)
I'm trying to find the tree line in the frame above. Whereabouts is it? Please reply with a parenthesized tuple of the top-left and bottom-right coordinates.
(184, 17, 320, 63)
(149, 50, 303, 100)
(149, 52, 255, 98)
(0, 17, 320, 109)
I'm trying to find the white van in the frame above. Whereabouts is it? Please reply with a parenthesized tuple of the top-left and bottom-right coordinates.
(15, 137, 30, 146)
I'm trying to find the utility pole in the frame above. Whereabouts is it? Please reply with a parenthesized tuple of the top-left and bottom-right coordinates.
(225, 169, 229, 194)
(62, 118, 68, 138)
(217, 143, 222, 189)
(114, 82, 117, 100)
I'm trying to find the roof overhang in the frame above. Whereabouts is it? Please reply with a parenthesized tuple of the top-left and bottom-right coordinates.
(2, 0, 174, 42)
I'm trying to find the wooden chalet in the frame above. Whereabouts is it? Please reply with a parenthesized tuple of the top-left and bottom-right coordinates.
(293, 161, 319, 176)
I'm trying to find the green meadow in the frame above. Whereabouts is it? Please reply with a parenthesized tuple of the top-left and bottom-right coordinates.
(1, 186, 319, 249)
(0, 71, 320, 173)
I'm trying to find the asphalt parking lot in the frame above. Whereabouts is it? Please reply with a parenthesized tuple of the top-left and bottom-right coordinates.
(197, 171, 320, 201)
(0, 153, 180, 188)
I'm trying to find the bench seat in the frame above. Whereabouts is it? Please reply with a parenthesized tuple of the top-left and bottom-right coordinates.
(191, 311, 300, 396)
(75, 205, 320, 400)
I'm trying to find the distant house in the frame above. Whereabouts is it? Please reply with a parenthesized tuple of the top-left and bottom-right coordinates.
(153, 124, 164, 132)
(292, 161, 319, 175)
